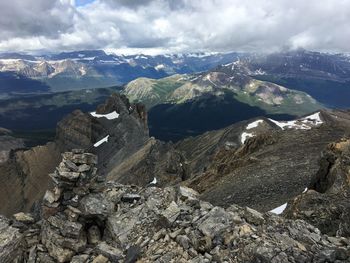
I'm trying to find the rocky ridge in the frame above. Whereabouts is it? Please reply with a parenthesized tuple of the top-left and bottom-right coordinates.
(1, 150, 350, 263)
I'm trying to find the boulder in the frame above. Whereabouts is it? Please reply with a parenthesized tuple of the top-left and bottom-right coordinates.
(0, 217, 24, 262)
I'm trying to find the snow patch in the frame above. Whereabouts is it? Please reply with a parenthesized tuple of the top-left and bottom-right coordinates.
(269, 112, 323, 130)
(270, 203, 287, 215)
(93, 135, 109, 147)
(241, 120, 264, 144)
(301, 112, 323, 125)
(246, 120, 264, 130)
(90, 111, 119, 120)
(241, 132, 254, 144)
(155, 64, 165, 70)
(149, 177, 157, 185)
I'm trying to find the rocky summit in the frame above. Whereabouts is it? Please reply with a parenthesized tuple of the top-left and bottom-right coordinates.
(0, 150, 350, 263)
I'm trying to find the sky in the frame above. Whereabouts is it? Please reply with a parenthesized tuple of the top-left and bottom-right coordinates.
(0, 0, 349, 55)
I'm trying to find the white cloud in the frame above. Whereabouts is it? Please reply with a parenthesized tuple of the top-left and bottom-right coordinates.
(0, 0, 349, 54)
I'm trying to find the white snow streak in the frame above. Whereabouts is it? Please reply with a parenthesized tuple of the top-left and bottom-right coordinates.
(246, 120, 264, 130)
(149, 177, 157, 185)
(93, 135, 109, 147)
(90, 111, 119, 120)
(270, 203, 287, 215)
(241, 132, 254, 144)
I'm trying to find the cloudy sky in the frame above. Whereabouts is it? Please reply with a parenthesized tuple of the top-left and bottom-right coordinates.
(0, 0, 349, 54)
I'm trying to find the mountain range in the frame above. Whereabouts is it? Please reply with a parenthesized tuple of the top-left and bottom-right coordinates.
(0, 50, 241, 97)
(0, 49, 350, 143)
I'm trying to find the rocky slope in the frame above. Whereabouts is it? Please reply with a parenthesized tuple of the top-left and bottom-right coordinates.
(178, 110, 350, 212)
(1, 150, 349, 263)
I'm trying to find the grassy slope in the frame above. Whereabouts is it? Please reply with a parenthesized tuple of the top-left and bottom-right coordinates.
(253, 75, 350, 109)
(125, 74, 323, 117)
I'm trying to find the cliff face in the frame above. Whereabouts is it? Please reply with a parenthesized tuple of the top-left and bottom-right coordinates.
(1, 151, 349, 263)
(0, 143, 61, 216)
(285, 139, 350, 237)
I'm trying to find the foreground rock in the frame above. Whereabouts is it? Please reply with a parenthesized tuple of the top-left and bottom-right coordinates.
(2, 150, 349, 262)
(0, 216, 24, 262)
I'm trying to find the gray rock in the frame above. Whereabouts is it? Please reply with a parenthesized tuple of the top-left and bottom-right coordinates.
(71, 254, 90, 263)
(244, 207, 265, 225)
(0, 218, 24, 263)
(176, 235, 191, 249)
(13, 212, 35, 224)
(178, 186, 199, 201)
(92, 255, 109, 263)
(58, 171, 81, 181)
(95, 242, 123, 262)
(121, 193, 141, 203)
(88, 225, 101, 245)
(47, 215, 84, 239)
(79, 194, 114, 218)
(106, 205, 142, 244)
(78, 164, 91, 173)
(198, 207, 231, 238)
(161, 201, 181, 225)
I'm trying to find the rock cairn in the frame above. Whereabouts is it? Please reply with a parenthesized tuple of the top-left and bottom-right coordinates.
(40, 149, 100, 262)
(1, 150, 350, 263)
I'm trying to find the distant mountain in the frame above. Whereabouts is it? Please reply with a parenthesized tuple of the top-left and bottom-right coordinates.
(228, 49, 350, 108)
(0, 50, 242, 95)
(124, 66, 323, 141)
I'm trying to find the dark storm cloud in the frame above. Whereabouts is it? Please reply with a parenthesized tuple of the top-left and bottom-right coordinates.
(0, 0, 349, 53)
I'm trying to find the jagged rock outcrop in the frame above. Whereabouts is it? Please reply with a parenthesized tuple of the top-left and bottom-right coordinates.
(2, 151, 349, 263)
(107, 138, 187, 187)
(55, 93, 149, 175)
(285, 138, 350, 237)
